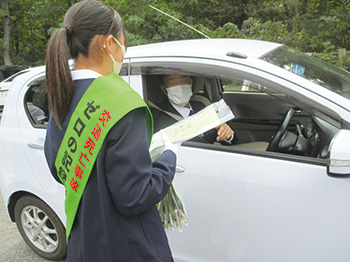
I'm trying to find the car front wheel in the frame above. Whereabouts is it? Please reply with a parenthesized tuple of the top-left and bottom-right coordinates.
(14, 196, 66, 260)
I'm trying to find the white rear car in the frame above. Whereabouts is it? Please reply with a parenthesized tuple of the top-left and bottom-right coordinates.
(0, 69, 32, 109)
(1, 39, 350, 261)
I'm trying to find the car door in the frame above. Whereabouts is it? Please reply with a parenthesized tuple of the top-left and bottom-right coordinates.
(168, 143, 350, 262)
(134, 57, 350, 261)
(17, 74, 66, 221)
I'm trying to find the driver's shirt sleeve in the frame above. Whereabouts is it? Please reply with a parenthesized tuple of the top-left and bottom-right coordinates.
(103, 107, 176, 216)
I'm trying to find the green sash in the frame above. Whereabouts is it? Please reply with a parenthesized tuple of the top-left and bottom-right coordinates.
(55, 73, 153, 241)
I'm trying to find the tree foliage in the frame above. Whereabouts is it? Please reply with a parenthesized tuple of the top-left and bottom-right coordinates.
(1, 0, 350, 70)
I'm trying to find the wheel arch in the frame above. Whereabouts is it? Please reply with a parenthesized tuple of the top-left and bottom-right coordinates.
(8, 191, 43, 222)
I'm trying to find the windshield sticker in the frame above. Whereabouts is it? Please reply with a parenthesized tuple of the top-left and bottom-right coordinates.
(291, 63, 305, 77)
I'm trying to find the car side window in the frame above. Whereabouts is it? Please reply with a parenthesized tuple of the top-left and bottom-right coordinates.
(132, 60, 341, 160)
(222, 79, 262, 93)
(22, 65, 129, 129)
(24, 82, 49, 127)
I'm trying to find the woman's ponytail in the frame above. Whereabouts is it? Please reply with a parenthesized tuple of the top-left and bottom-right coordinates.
(45, 0, 124, 129)
(45, 26, 73, 129)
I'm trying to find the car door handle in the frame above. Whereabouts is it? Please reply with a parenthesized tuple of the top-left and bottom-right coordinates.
(176, 165, 185, 173)
(27, 142, 44, 150)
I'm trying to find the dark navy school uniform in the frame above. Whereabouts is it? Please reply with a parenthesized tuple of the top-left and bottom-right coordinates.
(45, 75, 176, 262)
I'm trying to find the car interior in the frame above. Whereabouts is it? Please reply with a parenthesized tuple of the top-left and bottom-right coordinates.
(145, 73, 339, 159)
(24, 78, 49, 126)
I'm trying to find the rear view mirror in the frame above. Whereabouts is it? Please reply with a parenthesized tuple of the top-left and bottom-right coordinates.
(328, 130, 350, 176)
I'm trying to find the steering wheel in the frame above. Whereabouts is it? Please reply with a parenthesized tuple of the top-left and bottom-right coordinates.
(267, 108, 295, 152)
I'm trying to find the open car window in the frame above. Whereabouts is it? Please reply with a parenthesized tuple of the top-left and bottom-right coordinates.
(137, 60, 340, 160)
(24, 78, 49, 127)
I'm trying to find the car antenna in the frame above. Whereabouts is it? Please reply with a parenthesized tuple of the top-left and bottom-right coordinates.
(148, 4, 230, 52)
(148, 4, 211, 39)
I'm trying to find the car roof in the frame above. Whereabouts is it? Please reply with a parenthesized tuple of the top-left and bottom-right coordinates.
(125, 38, 282, 60)
(0, 67, 36, 83)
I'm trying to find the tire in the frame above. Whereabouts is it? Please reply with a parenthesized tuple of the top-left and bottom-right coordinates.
(14, 196, 66, 261)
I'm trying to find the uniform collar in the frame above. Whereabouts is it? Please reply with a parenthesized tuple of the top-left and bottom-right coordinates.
(71, 69, 102, 81)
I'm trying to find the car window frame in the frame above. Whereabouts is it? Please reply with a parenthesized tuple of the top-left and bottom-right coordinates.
(130, 57, 344, 128)
(130, 56, 343, 165)
(23, 64, 130, 129)
(24, 76, 48, 129)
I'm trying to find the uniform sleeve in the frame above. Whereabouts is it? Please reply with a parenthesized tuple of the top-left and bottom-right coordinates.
(44, 115, 64, 184)
(103, 107, 176, 216)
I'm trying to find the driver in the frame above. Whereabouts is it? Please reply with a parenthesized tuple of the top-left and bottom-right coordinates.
(150, 74, 235, 144)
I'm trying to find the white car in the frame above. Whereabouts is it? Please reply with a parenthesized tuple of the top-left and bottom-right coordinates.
(0, 69, 31, 109)
(1, 39, 350, 261)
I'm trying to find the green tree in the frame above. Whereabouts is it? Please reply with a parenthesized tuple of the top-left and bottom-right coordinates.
(7, 0, 68, 65)
(1, 0, 350, 69)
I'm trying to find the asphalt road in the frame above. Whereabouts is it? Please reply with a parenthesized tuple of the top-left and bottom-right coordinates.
(0, 195, 66, 262)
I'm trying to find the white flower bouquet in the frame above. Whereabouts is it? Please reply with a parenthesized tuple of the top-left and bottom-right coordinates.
(157, 184, 189, 231)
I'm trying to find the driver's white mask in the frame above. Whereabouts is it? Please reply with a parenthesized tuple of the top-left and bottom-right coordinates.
(166, 84, 193, 107)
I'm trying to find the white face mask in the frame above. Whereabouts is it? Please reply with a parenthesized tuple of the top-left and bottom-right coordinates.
(166, 84, 193, 107)
(104, 36, 125, 75)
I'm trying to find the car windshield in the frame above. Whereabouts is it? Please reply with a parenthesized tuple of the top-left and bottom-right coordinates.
(261, 46, 350, 100)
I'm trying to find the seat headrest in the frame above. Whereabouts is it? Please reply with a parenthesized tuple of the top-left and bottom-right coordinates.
(192, 77, 205, 94)
(192, 76, 213, 101)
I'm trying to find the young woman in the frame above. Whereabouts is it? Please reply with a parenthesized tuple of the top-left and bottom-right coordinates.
(44, 1, 179, 261)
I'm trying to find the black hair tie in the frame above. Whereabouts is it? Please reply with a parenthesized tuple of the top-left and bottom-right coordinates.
(63, 25, 72, 34)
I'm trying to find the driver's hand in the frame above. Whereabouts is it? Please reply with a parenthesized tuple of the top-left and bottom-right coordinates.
(216, 123, 234, 142)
